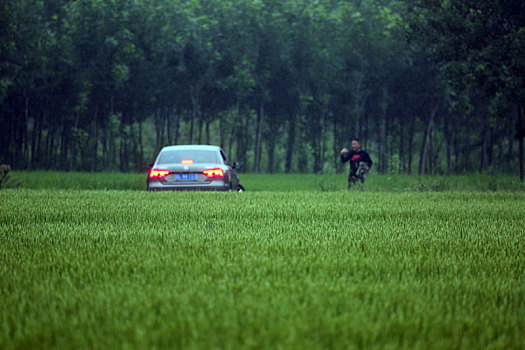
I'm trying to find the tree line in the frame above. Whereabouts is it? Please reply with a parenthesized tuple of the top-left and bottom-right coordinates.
(1, 0, 523, 179)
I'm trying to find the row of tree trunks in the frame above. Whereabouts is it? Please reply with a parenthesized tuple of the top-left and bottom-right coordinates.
(2, 100, 522, 176)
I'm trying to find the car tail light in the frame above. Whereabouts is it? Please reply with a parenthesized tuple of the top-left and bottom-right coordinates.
(181, 159, 193, 164)
(149, 169, 170, 178)
(203, 168, 224, 178)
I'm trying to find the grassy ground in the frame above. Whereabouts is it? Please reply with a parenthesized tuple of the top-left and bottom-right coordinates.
(11, 171, 525, 192)
(1, 187, 524, 349)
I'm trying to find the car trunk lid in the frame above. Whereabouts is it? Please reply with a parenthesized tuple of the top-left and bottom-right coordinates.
(161, 163, 213, 183)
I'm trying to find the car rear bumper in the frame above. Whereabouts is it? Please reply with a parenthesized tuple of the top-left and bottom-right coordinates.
(147, 180, 230, 191)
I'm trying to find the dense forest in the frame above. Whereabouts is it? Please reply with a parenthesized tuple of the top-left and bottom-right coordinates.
(1, 0, 524, 179)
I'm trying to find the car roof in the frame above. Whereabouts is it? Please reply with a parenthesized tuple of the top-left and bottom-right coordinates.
(160, 145, 221, 152)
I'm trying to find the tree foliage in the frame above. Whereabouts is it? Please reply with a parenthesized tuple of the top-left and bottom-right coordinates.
(0, 0, 523, 178)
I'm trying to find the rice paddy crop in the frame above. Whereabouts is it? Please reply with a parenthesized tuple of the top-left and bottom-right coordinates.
(1, 187, 524, 349)
(12, 171, 525, 192)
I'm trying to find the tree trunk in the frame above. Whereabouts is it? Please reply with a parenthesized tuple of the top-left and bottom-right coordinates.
(235, 100, 248, 169)
(23, 95, 29, 169)
(518, 137, 524, 182)
(119, 138, 125, 172)
(285, 112, 296, 173)
(320, 113, 326, 172)
(102, 123, 108, 169)
(333, 115, 339, 172)
(129, 120, 137, 170)
(189, 89, 199, 144)
(407, 116, 415, 175)
(399, 121, 405, 174)
(432, 137, 443, 174)
(506, 126, 514, 173)
(381, 115, 388, 173)
(242, 111, 250, 169)
(189, 114, 194, 144)
(109, 121, 115, 170)
(47, 131, 55, 170)
(219, 114, 224, 149)
(174, 109, 180, 145)
(9, 101, 18, 168)
(464, 118, 472, 172)
(30, 112, 39, 170)
(427, 125, 434, 174)
(385, 115, 390, 173)
(353, 73, 367, 139)
(253, 100, 264, 173)
(8, 109, 14, 167)
(229, 98, 239, 162)
(454, 132, 460, 174)
(228, 119, 235, 161)
(443, 120, 452, 175)
(36, 112, 44, 169)
(69, 112, 78, 171)
(154, 110, 161, 151)
(375, 115, 383, 173)
(119, 121, 128, 172)
(312, 107, 322, 173)
(60, 123, 69, 170)
(160, 111, 166, 148)
(446, 135, 452, 175)
(479, 114, 488, 173)
(487, 129, 493, 169)
(91, 106, 98, 172)
(197, 116, 203, 145)
(363, 110, 369, 151)
(138, 120, 144, 168)
(297, 122, 307, 173)
(267, 133, 275, 173)
(205, 119, 210, 145)
(166, 107, 172, 145)
(418, 104, 438, 175)
(518, 105, 524, 182)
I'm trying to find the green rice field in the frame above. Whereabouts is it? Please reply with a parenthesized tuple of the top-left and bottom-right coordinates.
(1, 173, 524, 349)
(11, 171, 525, 192)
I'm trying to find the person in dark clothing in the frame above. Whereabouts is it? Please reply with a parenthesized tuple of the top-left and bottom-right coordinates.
(340, 138, 373, 188)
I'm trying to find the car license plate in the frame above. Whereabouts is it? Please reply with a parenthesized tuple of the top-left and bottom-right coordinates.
(175, 173, 197, 181)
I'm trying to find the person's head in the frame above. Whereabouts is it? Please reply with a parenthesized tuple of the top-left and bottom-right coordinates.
(351, 138, 361, 152)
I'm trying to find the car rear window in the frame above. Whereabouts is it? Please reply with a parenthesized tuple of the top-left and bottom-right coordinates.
(157, 150, 219, 164)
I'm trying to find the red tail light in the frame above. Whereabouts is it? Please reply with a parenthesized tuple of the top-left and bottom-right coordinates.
(203, 168, 224, 178)
(149, 169, 170, 178)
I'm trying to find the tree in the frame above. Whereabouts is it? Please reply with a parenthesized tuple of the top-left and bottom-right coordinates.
(405, 0, 525, 180)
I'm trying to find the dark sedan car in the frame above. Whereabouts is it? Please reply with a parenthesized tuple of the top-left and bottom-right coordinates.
(147, 145, 245, 191)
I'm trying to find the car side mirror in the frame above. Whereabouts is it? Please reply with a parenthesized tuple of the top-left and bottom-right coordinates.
(148, 162, 154, 169)
(233, 162, 242, 169)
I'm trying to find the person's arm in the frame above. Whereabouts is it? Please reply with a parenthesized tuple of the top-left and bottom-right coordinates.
(364, 151, 373, 168)
(340, 148, 350, 163)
